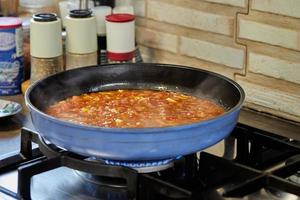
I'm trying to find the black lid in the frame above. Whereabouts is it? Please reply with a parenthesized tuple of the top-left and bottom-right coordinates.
(69, 9, 92, 18)
(33, 13, 57, 22)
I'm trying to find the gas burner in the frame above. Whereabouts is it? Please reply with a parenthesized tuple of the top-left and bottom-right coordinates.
(37, 129, 179, 173)
(104, 157, 181, 173)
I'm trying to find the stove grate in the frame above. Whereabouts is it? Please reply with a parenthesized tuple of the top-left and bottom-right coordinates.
(0, 123, 299, 200)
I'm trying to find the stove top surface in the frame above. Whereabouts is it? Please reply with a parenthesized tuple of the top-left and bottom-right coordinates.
(1, 167, 290, 200)
(0, 123, 299, 200)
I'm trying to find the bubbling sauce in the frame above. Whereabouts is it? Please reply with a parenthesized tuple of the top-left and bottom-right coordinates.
(45, 90, 225, 128)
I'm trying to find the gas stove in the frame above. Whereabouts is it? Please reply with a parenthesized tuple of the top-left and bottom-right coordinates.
(0, 121, 299, 200)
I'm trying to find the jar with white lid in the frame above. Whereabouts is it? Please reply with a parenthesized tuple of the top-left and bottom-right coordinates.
(105, 14, 135, 63)
(65, 9, 98, 70)
(30, 13, 63, 84)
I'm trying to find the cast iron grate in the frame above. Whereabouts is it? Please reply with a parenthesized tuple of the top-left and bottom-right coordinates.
(0, 123, 299, 200)
(99, 48, 144, 65)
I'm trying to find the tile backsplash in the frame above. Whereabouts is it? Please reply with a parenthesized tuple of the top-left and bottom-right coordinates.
(133, 0, 300, 123)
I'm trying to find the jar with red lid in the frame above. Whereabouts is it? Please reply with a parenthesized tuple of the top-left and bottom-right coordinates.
(105, 13, 135, 63)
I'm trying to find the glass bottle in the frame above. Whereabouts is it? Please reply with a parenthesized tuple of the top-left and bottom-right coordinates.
(93, 6, 112, 64)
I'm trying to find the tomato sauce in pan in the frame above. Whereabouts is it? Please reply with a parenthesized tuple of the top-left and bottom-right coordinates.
(45, 90, 225, 128)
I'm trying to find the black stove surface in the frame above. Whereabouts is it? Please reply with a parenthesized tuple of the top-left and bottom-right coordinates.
(0, 123, 299, 200)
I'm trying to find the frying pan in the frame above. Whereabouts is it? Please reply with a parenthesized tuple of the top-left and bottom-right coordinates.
(25, 63, 245, 161)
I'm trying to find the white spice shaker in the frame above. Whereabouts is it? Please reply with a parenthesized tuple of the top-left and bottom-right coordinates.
(65, 9, 98, 70)
(105, 14, 135, 62)
(30, 13, 63, 84)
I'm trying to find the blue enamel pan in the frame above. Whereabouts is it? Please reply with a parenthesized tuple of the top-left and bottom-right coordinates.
(25, 63, 245, 161)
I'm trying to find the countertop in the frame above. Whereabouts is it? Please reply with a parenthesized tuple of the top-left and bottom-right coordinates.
(0, 94, 300, 157)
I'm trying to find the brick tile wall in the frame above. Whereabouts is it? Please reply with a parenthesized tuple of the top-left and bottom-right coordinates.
(251, 0, 300, 18)
(202, 0, 247, 8)
(147, 0, 236, 36)
(180, 36, 245, 69)
(133, 0, 300, 123)
(238, 11, 300, 51)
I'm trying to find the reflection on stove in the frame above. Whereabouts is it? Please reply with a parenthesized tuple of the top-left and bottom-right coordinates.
(31, 167, 128, 200)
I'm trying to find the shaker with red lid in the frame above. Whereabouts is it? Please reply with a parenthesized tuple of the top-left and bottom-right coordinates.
(105, 13, 135, 63)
